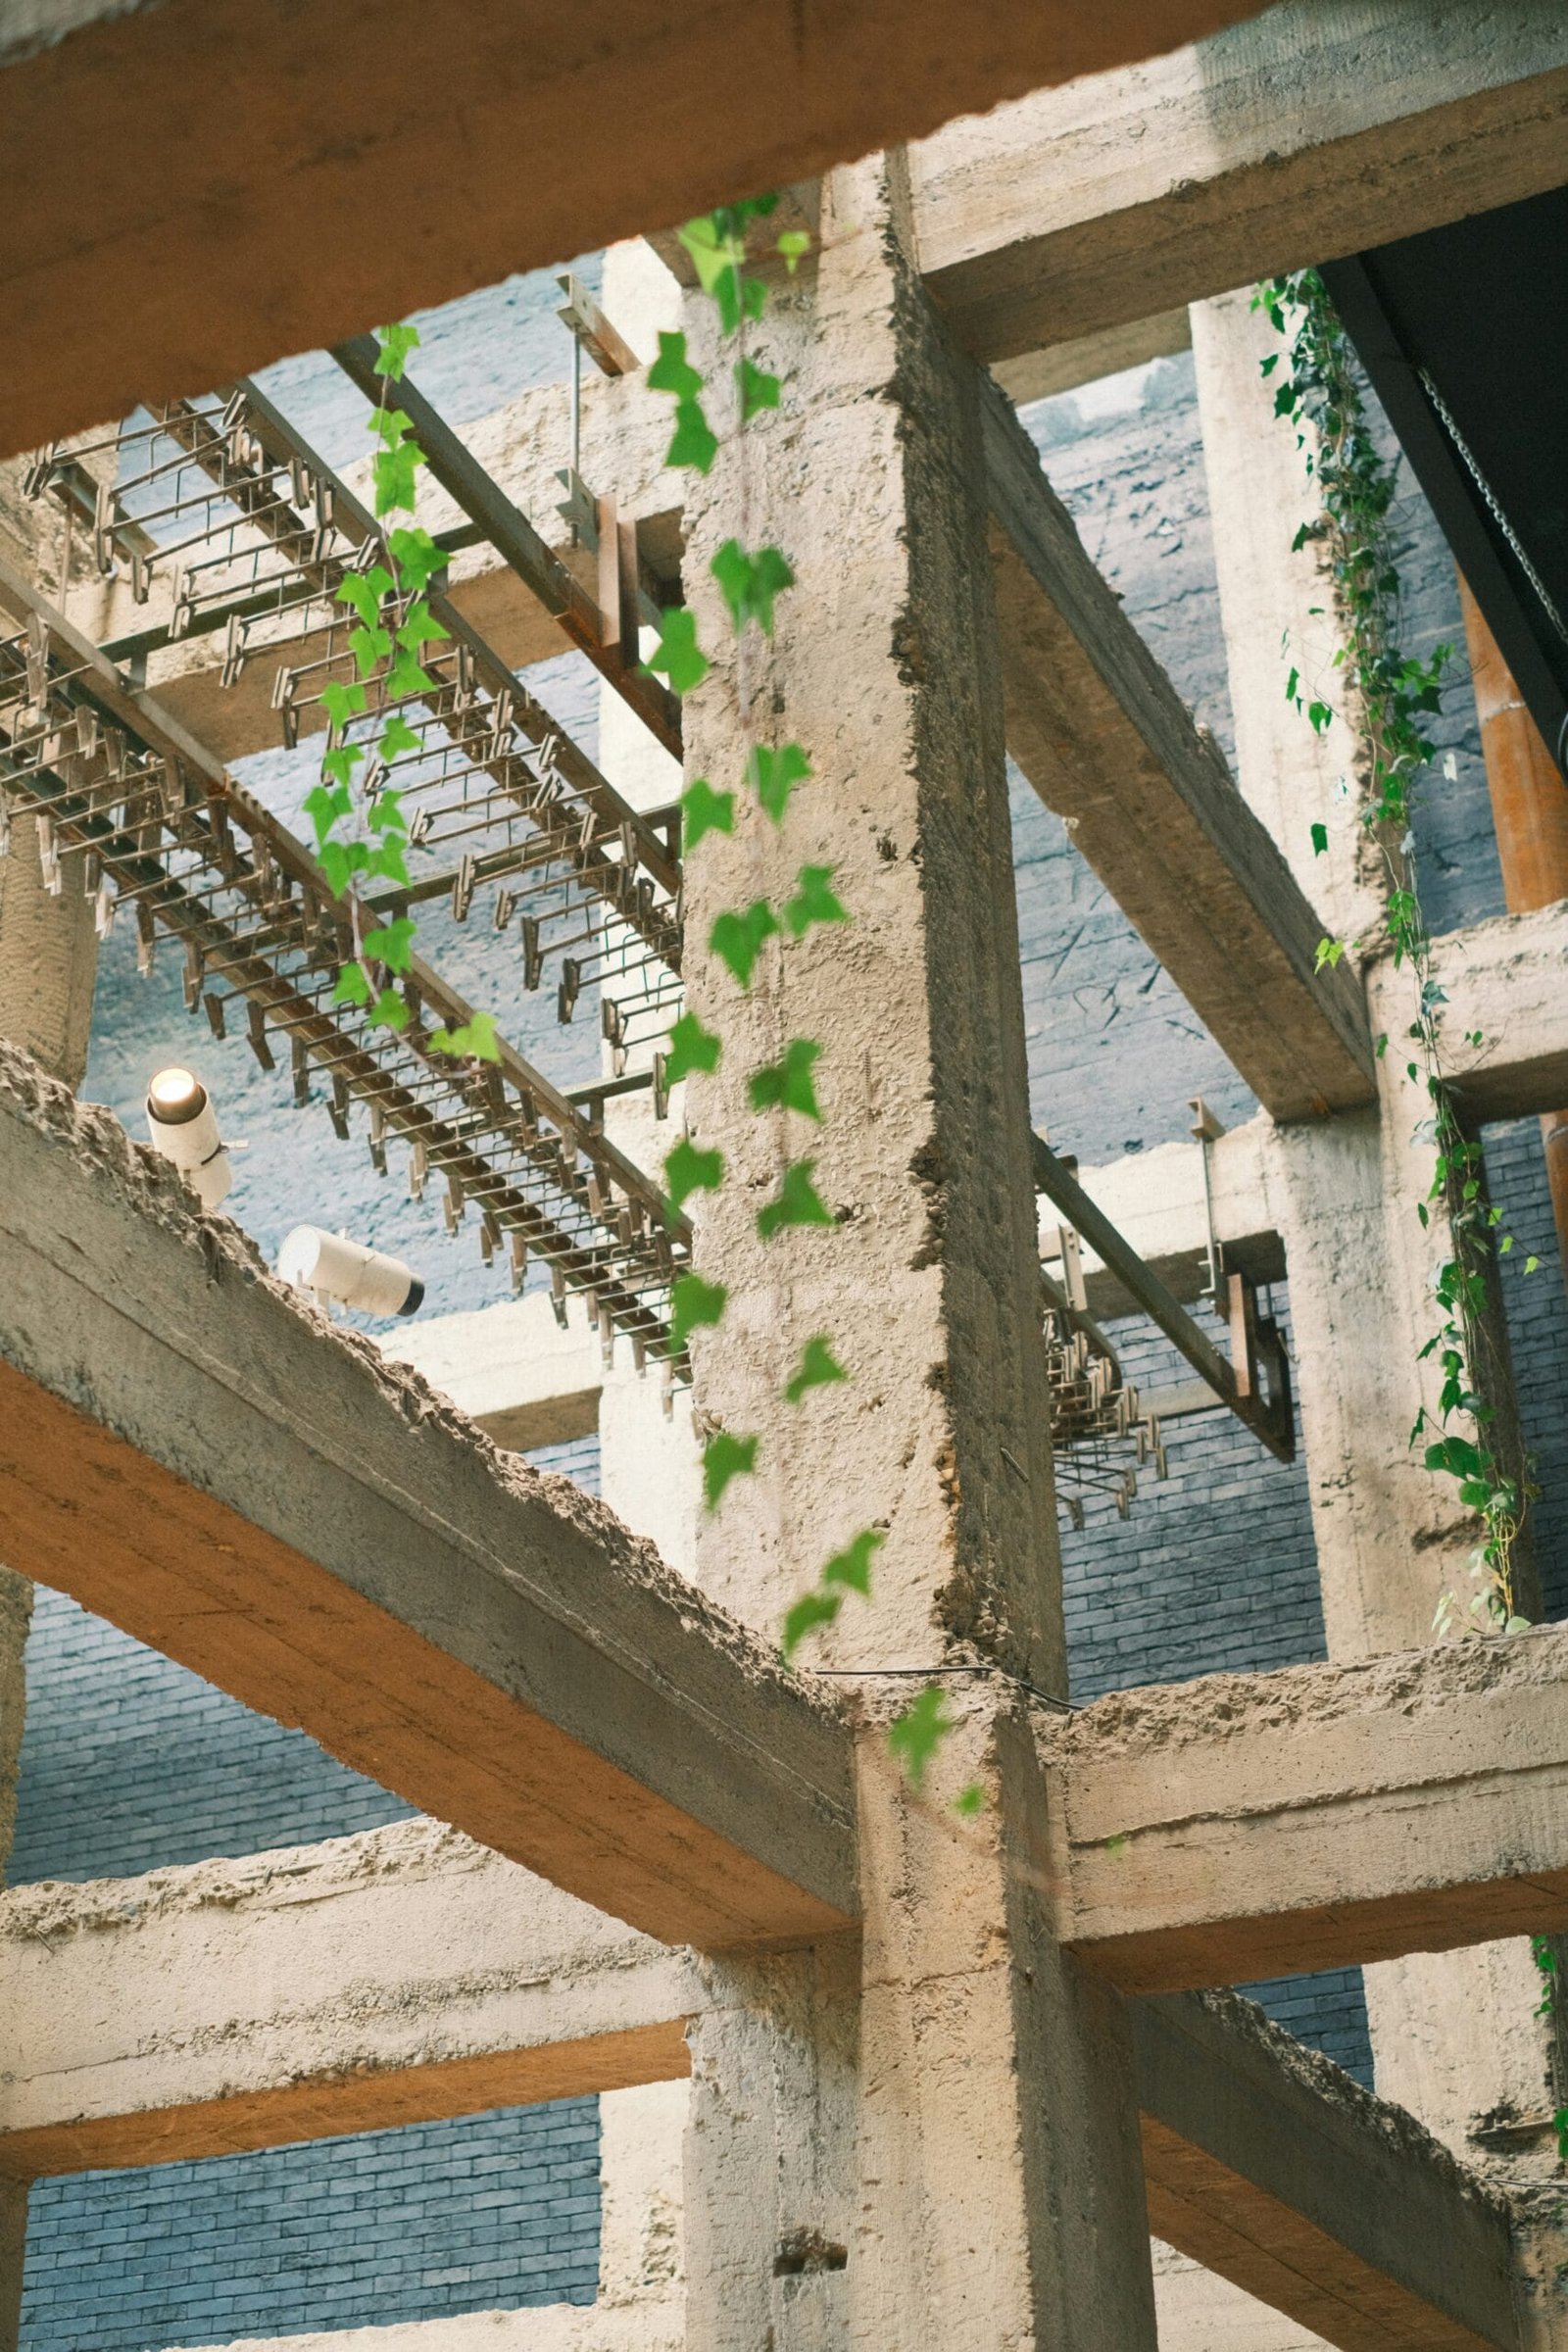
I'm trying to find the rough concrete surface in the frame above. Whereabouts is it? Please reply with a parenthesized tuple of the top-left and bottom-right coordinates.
(0, 1036, 857, 1948)
(1054, 1627, 1568, 1987)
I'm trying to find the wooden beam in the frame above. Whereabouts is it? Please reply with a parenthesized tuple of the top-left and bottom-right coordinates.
(1137, 1991, 1519, 2352)
(982, 373, 1377, 1120)
(914, 1, 1568, 365)
(0, 0, 1268, 460)
(1053, 1625, 1568, 1991)
(0, 1040, 856, 1952)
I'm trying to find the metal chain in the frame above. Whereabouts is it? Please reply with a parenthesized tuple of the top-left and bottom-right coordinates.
(1417, 367, 1568, 650)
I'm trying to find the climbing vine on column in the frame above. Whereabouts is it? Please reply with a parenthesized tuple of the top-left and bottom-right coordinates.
(1255, 269, 1536, 1634)
(645, 199, 958, 1791)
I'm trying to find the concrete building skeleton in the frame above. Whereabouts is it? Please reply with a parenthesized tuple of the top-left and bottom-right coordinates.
(2, 2, 1568, 2346)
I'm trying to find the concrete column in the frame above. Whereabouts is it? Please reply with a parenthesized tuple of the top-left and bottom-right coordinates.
(677, 153, 1156, 2348)
(1194, 288, 1552, 2172)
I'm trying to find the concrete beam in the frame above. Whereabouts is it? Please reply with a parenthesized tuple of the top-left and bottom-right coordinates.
(914, 2, 1568, 366)
(0, 0, 1267, 460)
(1422, 904, 1568, 1124)
(1137, 1990, 1519, 2352)
(0, 1820, 699, 2178)
(982, 372, 1377, 1120)
(1053, 1625, 1568, 1991)
(1041, 1117, 1284, 1320)
(0, 1041, 856, 1950)
(378, 1293, 602, 1454)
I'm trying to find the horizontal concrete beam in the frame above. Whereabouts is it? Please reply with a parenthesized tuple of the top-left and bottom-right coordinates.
(378, 1293, 602, 1454)
(0, 0, 1266, 458)
(915, 1, 1568, 365)
(0, 1821, 700, 2179)
(1138, 1990, 1518, 2352)
(983, 372, 1377, 1120)
(1054, 1625, 1568, 1991)
(1419, 904, 1568, 1124)
(0, 1043, 856, 1949)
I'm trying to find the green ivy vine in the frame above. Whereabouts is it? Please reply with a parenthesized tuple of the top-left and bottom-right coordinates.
(646, 197, 960, 1794)
(1256, 269, 1537, 1635)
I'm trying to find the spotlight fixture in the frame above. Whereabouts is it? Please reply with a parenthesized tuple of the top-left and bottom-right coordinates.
(144, 1066, 233, 1209)
(276, 1225, 424, 1318)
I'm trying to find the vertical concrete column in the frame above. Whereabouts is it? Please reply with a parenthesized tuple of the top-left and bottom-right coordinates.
(1193, 289, 1551, 2166)
(676, 153, 1156, 2349)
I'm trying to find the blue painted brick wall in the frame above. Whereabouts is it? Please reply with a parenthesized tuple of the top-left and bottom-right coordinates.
(20, 2102, 600, 2352)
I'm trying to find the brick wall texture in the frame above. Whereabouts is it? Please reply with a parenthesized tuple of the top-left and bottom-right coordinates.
(7, 308, 1565, 2346)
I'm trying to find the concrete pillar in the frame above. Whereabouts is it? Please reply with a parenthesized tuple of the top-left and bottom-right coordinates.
(1193, 288, 1552, 2173)
(676, 152, 1157, 2348)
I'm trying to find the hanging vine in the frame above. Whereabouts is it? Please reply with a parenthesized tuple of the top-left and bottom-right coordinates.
(1254, 269, 1537, 1634)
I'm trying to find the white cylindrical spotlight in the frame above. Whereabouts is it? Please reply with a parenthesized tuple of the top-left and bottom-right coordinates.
(145, 1066, 233, 1209)
(277, 1225, 424, 1319)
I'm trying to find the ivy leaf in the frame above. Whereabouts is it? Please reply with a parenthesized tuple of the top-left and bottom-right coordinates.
(664, 1135, 724, 1210)
(373, 440, 423, 516)
(375, 321, 421, 381)
(664, 1011, 722, 1085)
(349, 622, 393, 678)
(368, 986, 411, 1034)
(367, 789, 407, 836)
(429, 1010, 500, 1061)
(1307, 700, 1333, 734)
(320, 679, 368, 730)
(747, 741, 811, 823)
(822, 1527, 882, 1596)
(337, 570, 393, 626)
(320, 745, 365, 790)
(782, 1587, 842, 1661)
(710, 538, 795, 635)
(318, 839, 366, 896)
(378, 713, 422, 762)
(710, 900, 779, 988)
(681, 778, 735, 852)
(785, 1334, 849, 1403)
(644, 607, 710, 696)
(749, 1037, 822, 1120)
(666, 397, 718, 475)
(398, 601, 449, 650)
(783, 864, 848, 938)
(363, 916, 416, 973)
(1310, 821, 1329, 857)
(736, 357, 780, 422)
(387, 526, 446, 594)
(703, 1430, 759, 1509)
(953, 1784, 986, 1817)
(1425, 1434, 1486, 1479)
(887, 1685, 956, 1789)
(1314, 935, 1345, 972)
(368, 404, 415, 449)
(670, 1270, 727, 1351)
(366, 837, 411, 888)
(776, 228, 810, 272)
(385, 648, 435, 700)
(304, 782, 352, 845)
(757, 1157, 833, 1241)
(647, 330, 705, 401)
(331, 962, 371, 1007)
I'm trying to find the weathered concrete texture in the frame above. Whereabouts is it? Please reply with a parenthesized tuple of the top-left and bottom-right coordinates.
(379, 1293, 602, 1453)
(0, 0, 1267, 459)
(1426, 905, 1568, 1125)
(0, 1036, 856, 1949)
(0, 844, 98, 1094)
(1190, 287, 1385, 953)
(984, 369, 1376, 1121)
(0, 1819, 697, 2178)
(0, 1574, 28, 1883)
(1052, 1627, 1568, 1989)
(1137, 1989, 1518, 2351)
(677, 154, 1158, 2347)
(914, 1, 1568, 363)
